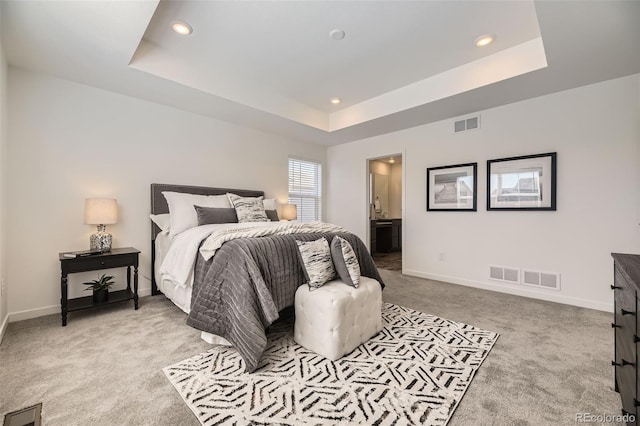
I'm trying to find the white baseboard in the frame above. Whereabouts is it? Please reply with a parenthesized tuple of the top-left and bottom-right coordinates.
(0, 313, 8, 344)
(8, 285, 153, 323)
(403, 269, 614, 313)
(9, 304, 60, 322)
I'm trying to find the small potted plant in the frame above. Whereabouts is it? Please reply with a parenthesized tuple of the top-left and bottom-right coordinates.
(83, 273, 115, 303)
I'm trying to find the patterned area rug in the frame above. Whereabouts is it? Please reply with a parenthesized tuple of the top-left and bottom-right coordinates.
(164, 303, 499, 425)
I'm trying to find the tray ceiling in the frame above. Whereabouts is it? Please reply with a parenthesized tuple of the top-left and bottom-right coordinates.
(2, 1, 639, 145)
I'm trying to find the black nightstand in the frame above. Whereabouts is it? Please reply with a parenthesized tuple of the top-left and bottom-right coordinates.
(59, 247, 140, 326)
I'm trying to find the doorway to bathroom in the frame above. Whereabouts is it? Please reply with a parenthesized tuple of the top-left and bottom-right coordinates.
(368, 154, 403, 272)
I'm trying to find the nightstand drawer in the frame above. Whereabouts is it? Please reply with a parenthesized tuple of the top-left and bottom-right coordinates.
(61, 251, 139, 274)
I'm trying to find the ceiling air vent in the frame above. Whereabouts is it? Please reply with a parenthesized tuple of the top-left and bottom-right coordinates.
(454, 115, 481, 133)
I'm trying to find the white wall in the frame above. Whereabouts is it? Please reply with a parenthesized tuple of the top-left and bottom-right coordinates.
(0, 6, 9, 340)
(327, 74, 640, 312)
(7, 68, 326, 320)
(389, 162, 402, 219)
(370, 160, 390, 217)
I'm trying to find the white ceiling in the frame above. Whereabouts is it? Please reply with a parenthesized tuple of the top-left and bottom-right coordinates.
(2, 1, 639, 146)
(142, 1, 540, 113)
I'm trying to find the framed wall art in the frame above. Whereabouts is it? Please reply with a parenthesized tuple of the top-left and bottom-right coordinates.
(427, 162, 477, 211)
(487, 152, 556, 211)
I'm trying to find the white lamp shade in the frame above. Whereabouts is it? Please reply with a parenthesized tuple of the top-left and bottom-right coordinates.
(279, 204, 297, 221)
(84, 198, 118, 225)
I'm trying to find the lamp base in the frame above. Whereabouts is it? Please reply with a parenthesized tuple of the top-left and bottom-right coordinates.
(90, 225, 112, 252)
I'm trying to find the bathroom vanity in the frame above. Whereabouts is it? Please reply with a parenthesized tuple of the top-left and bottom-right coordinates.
(370, 219, 401, 253)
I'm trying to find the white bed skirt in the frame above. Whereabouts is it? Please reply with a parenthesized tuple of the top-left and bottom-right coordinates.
(156, 231, 231, 347)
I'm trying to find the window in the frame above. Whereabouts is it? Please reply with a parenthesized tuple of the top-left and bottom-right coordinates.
(288, 157, 322, 222)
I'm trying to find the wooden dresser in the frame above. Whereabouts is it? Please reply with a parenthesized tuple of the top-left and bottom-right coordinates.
(612, 253, 640, 423)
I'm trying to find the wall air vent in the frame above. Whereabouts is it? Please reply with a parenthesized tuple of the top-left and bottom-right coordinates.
(454, 115, 481, 133)
(522, 269, 561, 291)
(489, 265, 519, 283)
(490, 265, 560, 290)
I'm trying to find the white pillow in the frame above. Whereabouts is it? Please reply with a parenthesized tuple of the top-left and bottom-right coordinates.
(162, 191, 232, 236)
(263, 198, 277, 210)
(150, 213, 171, 233)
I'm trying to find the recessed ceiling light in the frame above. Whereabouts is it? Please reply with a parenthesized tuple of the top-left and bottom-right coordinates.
(330, 97, 341, 105)
(172, 21, 193, 36)
(389, 158, 395, 164)
(475, 34, 495, 47)
(329, 29, 346, 41)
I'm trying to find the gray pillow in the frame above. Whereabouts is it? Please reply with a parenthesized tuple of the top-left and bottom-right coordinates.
(296, 238, 337, 289)
(331, 236, 361, 288)
(194, 206, 238, 225)
(265, 209, 279, 221)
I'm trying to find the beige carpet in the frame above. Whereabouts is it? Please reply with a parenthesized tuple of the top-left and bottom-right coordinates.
(0, 270, 623, 425)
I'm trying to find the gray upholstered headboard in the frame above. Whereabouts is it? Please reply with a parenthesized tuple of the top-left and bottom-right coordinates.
(150, 183, 264, 239)
(150, 183, 264, 295)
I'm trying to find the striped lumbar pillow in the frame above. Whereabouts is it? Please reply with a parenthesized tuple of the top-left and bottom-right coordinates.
(296, 238, 337, 289)
(330, 236, 361, 288)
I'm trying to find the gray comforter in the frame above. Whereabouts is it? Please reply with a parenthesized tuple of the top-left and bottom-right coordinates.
(186, 232, 384, 372)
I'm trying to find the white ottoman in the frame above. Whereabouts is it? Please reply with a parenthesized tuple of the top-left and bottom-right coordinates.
(294, 276, 382, 361)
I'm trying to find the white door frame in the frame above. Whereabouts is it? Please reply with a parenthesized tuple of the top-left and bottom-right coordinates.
(366, 152, 405, 270)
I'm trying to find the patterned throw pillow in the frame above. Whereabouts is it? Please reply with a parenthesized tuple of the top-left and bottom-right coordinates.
(296, 238, 337, 289)
(227, 193, 269, 223)
(330, 236, 361, 288)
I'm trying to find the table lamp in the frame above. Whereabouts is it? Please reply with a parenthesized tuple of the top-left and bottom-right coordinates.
(84, 198, 118, 252)
(279, 204, 297, 221)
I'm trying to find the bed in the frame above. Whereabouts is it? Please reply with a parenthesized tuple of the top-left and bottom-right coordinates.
(150, 183, 265, 298)
(150, 183, 384, 372)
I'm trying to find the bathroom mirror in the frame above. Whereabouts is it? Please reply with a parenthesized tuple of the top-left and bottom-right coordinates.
(372, 173, 389, 218)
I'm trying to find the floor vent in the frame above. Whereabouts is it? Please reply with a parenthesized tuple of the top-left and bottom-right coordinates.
(522, 269, 561, 290)
(454, 115, 481, 133)
(489, 265, 519, 283)
(3, 403, 42, 426)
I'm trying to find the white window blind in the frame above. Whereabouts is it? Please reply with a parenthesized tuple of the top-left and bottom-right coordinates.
(288, 158, 322, 222)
